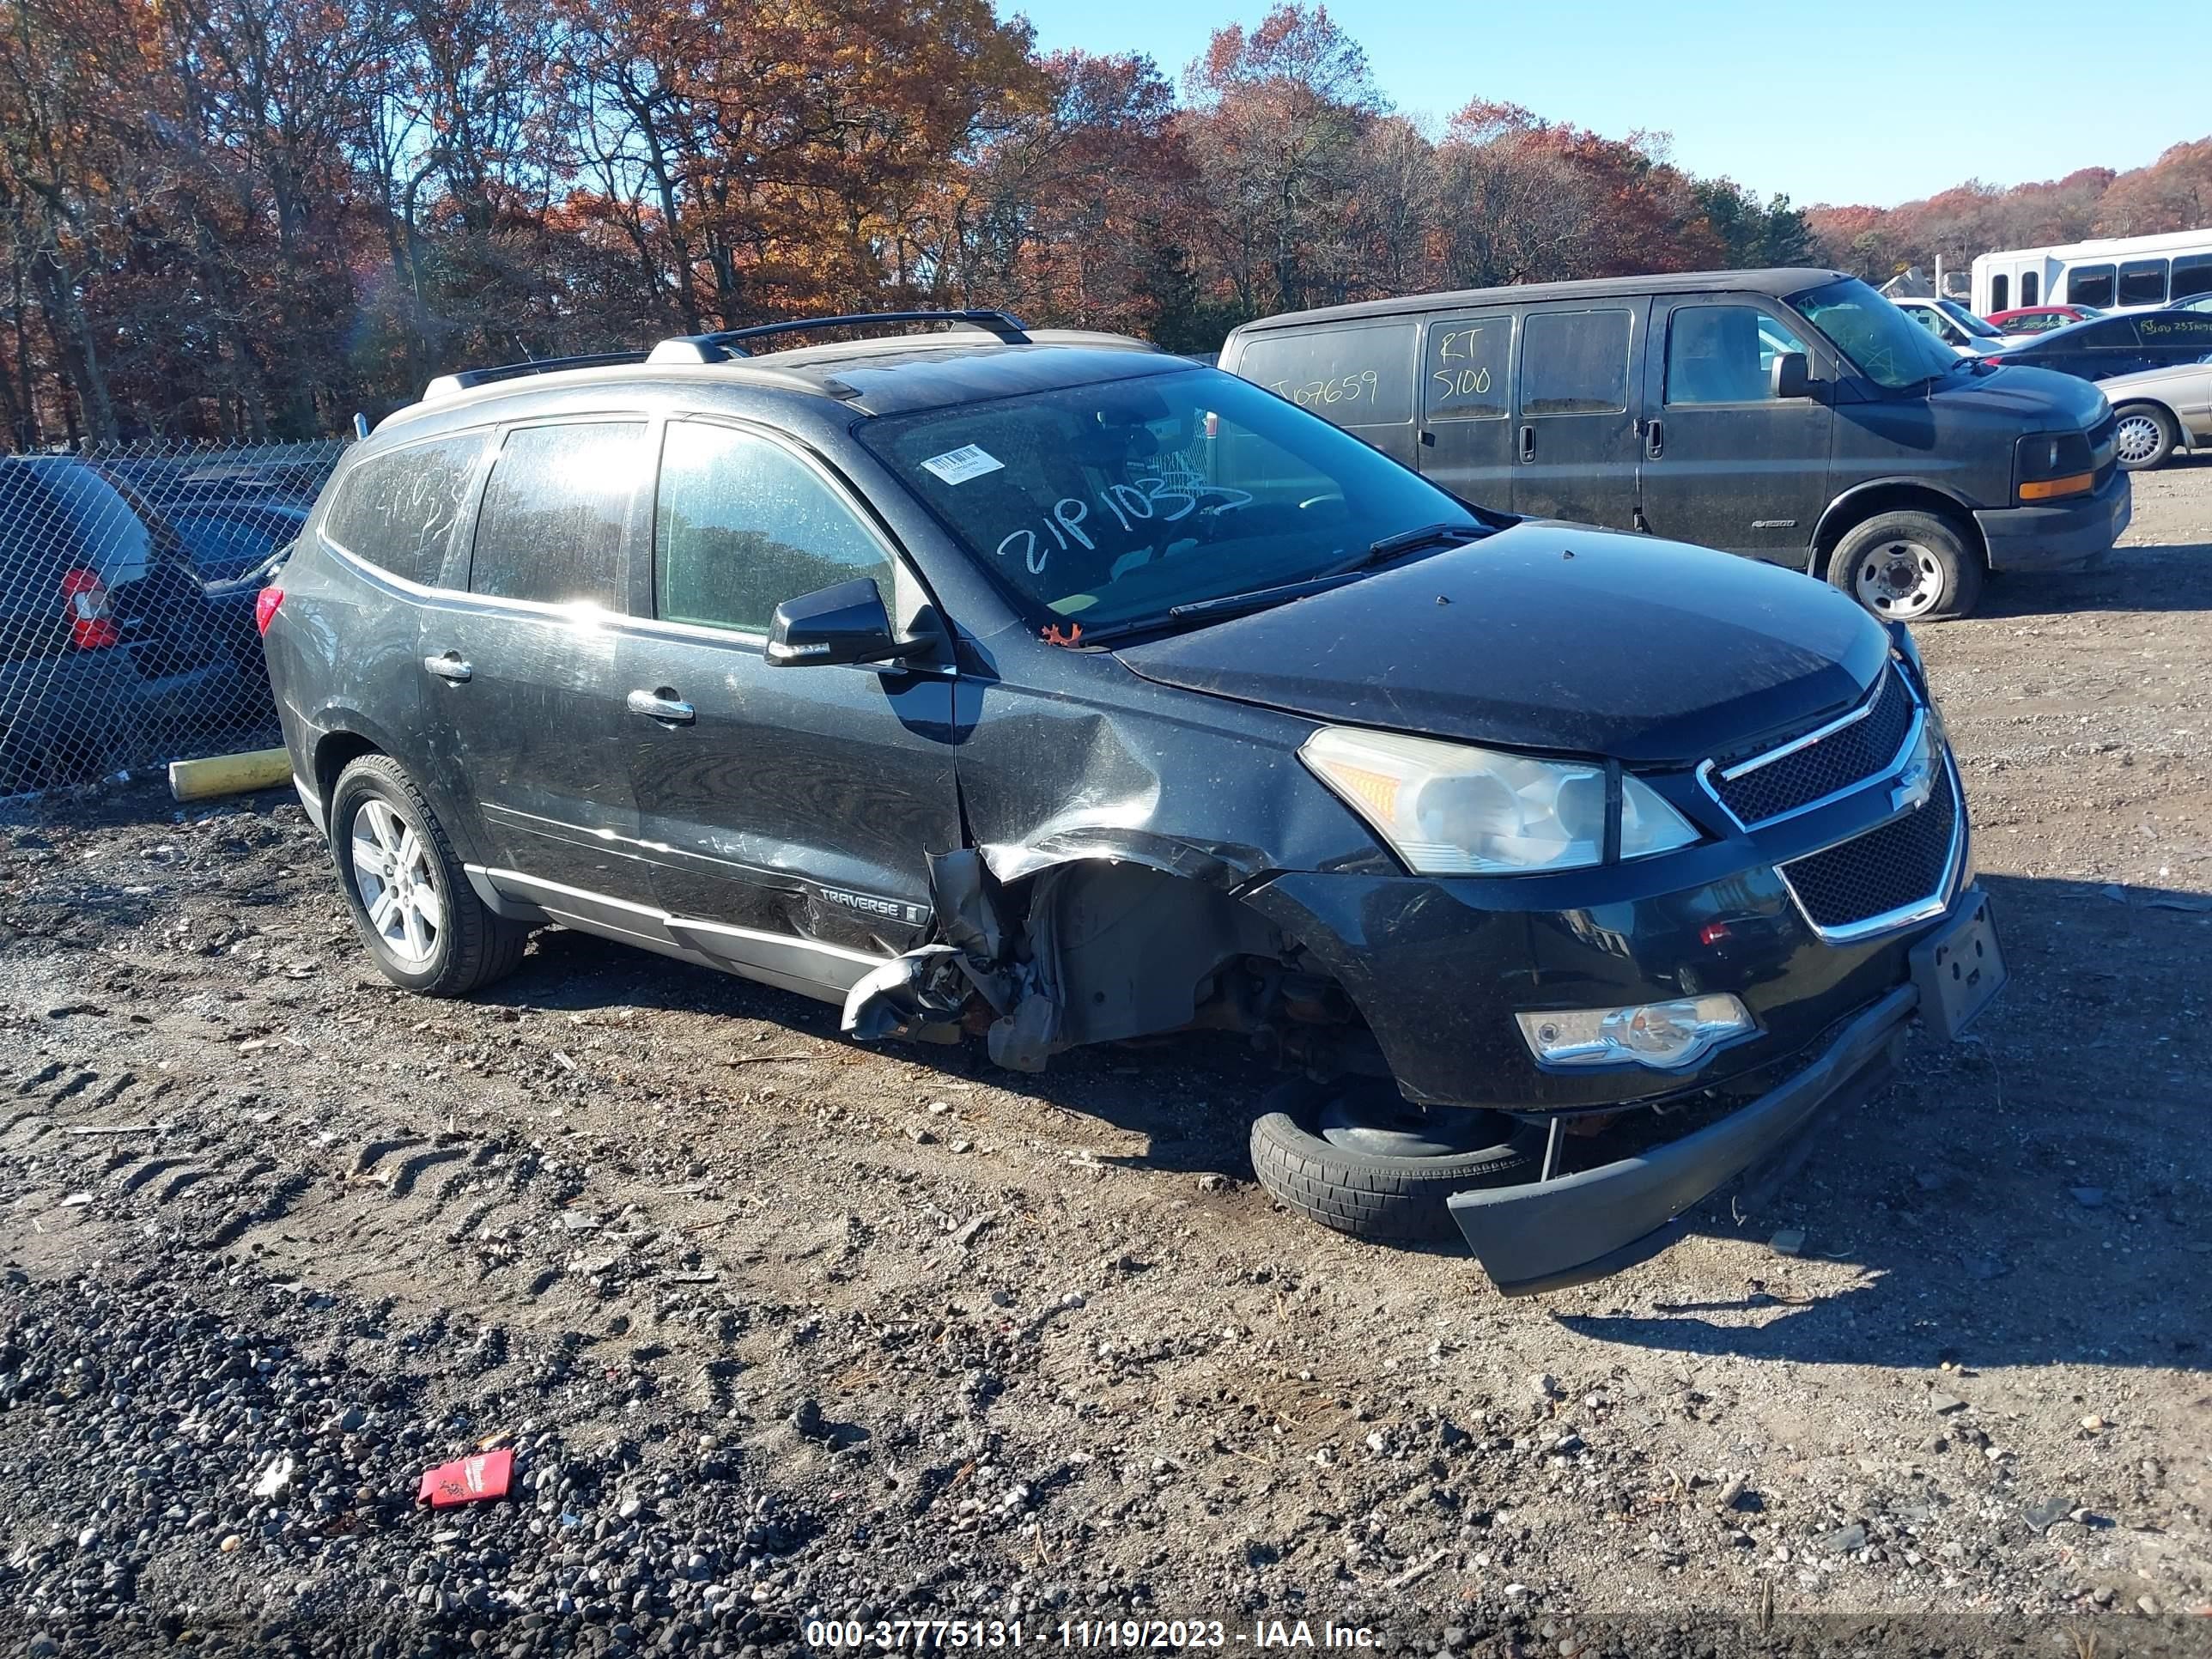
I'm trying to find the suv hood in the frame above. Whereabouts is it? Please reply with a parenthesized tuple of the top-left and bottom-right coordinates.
(1113, 524, 1891, 768)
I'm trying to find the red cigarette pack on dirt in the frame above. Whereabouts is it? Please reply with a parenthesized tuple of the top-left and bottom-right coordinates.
(416, 1448, 513, 1508)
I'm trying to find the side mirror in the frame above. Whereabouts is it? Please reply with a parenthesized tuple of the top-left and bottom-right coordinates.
(1770, 351, 1812, 399)
(765, 577, 919, 668)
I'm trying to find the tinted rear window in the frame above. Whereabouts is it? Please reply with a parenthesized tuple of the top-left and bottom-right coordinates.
(2137, 313, 2212, 349)
(1234, 324, 1415, 424)
(324, 434, 485, 586)
(1520, 309, 1632, 416)
(2174, 254, 2212, 304)
(1425, 316, 1512, 420)
(2077, 318, 2142, 349)
(468, 422, 646, 609)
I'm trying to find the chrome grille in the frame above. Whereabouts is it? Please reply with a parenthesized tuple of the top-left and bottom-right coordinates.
(1709, 665, 1916, 827)
(1778, 766, 1959, 938)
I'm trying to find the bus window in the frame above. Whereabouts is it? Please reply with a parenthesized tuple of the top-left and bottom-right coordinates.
(2172, 254, 2212, 305)
(2021, 272, 2038, 306)
(2118, 259, 2169, 307)
(1991, 275, 2008, 313)
(2069, 265, 2116, 308)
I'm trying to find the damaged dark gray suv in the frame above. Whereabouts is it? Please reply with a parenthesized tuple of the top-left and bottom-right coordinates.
(263, 310, 2004, 1294)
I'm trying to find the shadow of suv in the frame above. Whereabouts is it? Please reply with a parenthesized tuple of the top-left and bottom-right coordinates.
(261, 311, 2004, 1293)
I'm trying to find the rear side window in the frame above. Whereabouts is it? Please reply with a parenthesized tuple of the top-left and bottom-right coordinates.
(2079, 318, 2142, 349)
(1520, 309, 1632, 416)
(2174, 255, 2212, 304)
(1234, 324, 1415, 425)
(1424, 315, 1511, 420)
(323, 434, 484, 586)
(2021, 272, 2039, 306)
(2138, 313, 2212, 349)
(2068, 264, 2115, 308)
(1990, 275, 2008, 313)
(2118, 259, 2169, 307)
(468, 422, 646, 609)
(653, 423, 893, 635)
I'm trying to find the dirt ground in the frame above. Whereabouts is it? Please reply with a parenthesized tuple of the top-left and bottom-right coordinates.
(2, 460, 2209, 1658)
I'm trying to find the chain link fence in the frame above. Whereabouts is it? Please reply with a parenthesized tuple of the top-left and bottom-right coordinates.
(0, 438, 348, 799)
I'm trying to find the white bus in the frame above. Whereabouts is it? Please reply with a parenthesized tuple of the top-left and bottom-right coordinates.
(1972, 227, 2212, 317)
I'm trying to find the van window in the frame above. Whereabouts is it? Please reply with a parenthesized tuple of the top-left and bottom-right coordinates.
(1424, 316, 1511, 420)
(1664, 307, 1811, 404)
(2021, 272, 2039, 306)
(468, 422, 645, 609)
(322, 434, 485, 586)
(1235, 324, 1415, 424)
(2068, 264, 2115, 307)
(1990, 275, 2008, 313)
(653, 423, 893, 635)
(2168, 254, 2212, 304)
(1520, 309, 1631, 416)
(2118, 259, 2169, 307)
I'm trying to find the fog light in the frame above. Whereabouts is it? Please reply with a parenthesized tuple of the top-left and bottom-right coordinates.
(1516, 994, 1756, 1071)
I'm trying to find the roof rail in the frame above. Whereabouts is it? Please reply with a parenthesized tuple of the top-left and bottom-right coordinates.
(422, 349, 652, 402)
(647, 309, 1030, 365)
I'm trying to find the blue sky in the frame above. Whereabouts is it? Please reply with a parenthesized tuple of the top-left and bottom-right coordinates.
(1007, 0, 2209, 208)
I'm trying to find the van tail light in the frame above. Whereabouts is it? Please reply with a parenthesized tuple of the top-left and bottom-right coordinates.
(59, 568, 121, 649)
(254, 585, 285, 635)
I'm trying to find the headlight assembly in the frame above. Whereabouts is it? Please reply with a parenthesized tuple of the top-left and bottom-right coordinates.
(1300, 726, 1699, 875)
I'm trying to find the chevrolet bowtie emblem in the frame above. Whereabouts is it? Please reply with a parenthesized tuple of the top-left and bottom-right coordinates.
(1890, 754, 1937, 814)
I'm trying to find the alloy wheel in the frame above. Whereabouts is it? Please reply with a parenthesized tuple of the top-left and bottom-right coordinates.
(350, 798, 443, 965)
(1853, 539, 1944, 621)
(2113, 412, 2165, 467)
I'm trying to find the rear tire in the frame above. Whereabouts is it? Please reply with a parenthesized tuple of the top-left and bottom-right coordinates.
(2112, 404, 2177, 472)
(1826, 509, 1983, 623)
(1249, 1077, 1538, 1243)
(330, 754, 528, 996)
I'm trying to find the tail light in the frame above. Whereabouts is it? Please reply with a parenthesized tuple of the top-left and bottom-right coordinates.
(254, 585, 285, 635)
(1698, 921, 1732, 947)
(59, 568, 120, 649)
(1979, 356, 2004, 368)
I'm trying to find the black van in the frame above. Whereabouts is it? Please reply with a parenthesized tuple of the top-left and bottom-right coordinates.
(1220, 268, 2130, 622)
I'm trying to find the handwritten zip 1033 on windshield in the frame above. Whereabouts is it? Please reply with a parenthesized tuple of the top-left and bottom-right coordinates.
(993, 476, 1255, 575)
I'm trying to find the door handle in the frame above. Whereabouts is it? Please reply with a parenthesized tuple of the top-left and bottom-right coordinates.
(422, 652, 471, 684)
(1518, 424, 1535, 463)
(1646, 417, 1664, 459)
(627, 688, 696, 724)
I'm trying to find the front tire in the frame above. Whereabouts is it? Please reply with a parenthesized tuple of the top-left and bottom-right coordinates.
(1250, 1077, 1538, 1243)
(330, 754, 528, 996)
(1826, 509, 1984, 623)
(2112, 404, 2177, 472)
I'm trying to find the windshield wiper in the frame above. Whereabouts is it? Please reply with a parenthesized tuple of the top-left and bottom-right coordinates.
(1357, 520, 1492, 567)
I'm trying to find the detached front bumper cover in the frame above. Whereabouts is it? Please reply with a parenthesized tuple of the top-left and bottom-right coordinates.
(1449, 982, 1920, 1297)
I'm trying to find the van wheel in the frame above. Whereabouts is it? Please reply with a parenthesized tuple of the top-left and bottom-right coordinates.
(2112, 404, 2177, 471)
(1826, 510, 1983, 623)
(1249, 1077, 1538, 1243)
(330, 754, 529, 996)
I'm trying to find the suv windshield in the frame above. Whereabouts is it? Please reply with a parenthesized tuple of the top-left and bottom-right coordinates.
(1789, 278, 1961, 389)
(860, 367, 1483, 633)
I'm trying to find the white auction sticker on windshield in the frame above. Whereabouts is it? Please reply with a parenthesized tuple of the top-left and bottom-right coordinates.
(919, 445, 1005, 486)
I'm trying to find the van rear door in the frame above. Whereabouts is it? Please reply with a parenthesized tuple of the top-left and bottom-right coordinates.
(1415, 309, 1516, 513)
(1637, 296, 1835, 563)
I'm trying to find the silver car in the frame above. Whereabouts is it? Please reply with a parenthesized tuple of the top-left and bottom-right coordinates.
(2100, 355, 2212, 470)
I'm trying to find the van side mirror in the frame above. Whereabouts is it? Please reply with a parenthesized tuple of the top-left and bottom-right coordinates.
(1770, 352, 1812, 399)
(765, 577, 921, 668)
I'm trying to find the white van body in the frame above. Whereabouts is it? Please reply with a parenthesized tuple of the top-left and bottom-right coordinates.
(1972, 228, 2212, 318)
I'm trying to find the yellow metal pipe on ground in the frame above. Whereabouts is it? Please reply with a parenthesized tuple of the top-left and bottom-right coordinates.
(167, 748, 292, 803)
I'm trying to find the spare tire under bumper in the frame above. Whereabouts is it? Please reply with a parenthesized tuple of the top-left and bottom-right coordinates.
(1451, 984, 1919, 1297)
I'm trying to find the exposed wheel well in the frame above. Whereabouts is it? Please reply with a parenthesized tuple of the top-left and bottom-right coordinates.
(313, 731, 381, 807)
(1813, 488, 1988, 574)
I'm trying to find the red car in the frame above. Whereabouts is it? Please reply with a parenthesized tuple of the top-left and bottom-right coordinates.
(1987, 304, 2106, 337)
